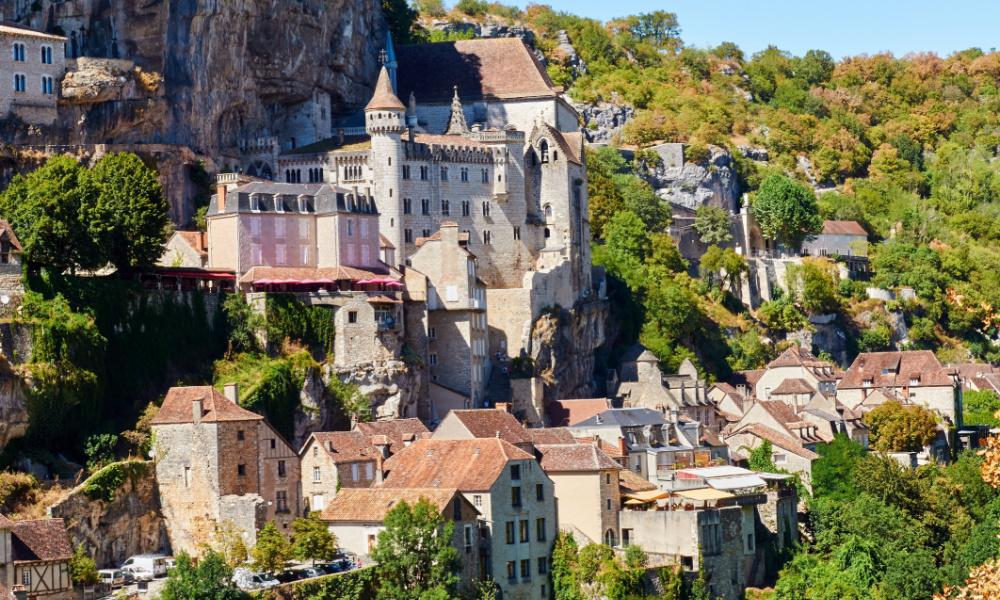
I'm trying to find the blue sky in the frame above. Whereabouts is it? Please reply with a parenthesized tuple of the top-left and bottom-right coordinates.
(492, 0, 1000, 59)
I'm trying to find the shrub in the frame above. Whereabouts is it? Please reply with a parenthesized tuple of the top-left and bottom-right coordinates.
(82, 460, 148, 502)
(84, 433, 118, 472)
(255, 566, 376, 600)
(0, 471, 39, 513)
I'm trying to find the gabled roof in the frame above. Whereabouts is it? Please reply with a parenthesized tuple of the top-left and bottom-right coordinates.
(768, 345, 818, 368)
(728, 423, 820, 460)
(151, 386, 263, 425)
(621, 343, 659, 364)
(770, 378, 816, 396)
(572, 408, 666, 428)
(0, 23, 66, 41)
(308, 431, 379, 464)
(397, 38, 557, 104)
(320, 487, 466, 522)
(821, 220, 867, 236)
(366, 66, 405, 111)
(8, 518, 73, 562)
(547, 398, 611, 427)
(382, 438, 533, 491)
(535, 444, 622, 472)
(443, 409, 530, 445)
(378, 234, 396, 250)
(840, 351, 955, 389)
(356, 418, 431, 455)
(174, 230, 207, 258)
(0, 219, 22, 251)
(526, 427, 577, 445)
(618, 468, 657, 492)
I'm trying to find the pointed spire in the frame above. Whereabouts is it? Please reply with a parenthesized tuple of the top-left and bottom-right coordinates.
(366, 66, 405, 112)
(445, 85, 468, 135)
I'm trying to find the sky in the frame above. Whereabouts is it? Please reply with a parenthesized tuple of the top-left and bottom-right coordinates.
(497, 0, 1000, 59)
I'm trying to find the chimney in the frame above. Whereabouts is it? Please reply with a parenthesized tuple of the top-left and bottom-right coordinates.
(223, 383, 239, 404)
(495, 402, 510, 413)
(192, 399, 203, 425)
(440, 221, 459, 246)
(618, 436, 627, 457)
(216, 183, 227, 212)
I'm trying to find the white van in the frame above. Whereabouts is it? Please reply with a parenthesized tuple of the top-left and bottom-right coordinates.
(97, 569, 128, 588)
(120, 554, 169, 579)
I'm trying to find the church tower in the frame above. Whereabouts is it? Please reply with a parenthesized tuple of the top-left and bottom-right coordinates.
(366, 65, 407, 268)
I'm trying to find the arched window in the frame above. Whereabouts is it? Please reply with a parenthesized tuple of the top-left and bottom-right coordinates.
(540, 140, 550, 163)
(544, 204, 553, 219)
(604, 529, 617, 547)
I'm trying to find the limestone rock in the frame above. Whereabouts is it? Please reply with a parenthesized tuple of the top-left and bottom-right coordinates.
(335, 360, 423, 422)
(0, 356, 29, 451)
(527, 300, 607, 404)
(574, 101, 634, 144)
(737, 145, 769, 162)
(60, 58, 161, 105)
(647, 144, 739, 212)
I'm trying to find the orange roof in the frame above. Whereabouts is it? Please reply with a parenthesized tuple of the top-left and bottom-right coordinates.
(446, 409, 531, 445)
(771, 378, 817, 396)
(383, 438, 534, 491)
(821, 220, 867, 236)
(321, 487, 464, 522)
(527, 427, 577, 444)
(239, 265, 392, 284)
(365, 66, 405, 111)
(356, 419, 431, 455)
(175, 230, 207, 257)
(535, 444, 622, 472)
(730, 423, 819, 460)
(378, 234, 395, 250)
(309, 431, 379, 464)
(840, 350, 955, 389)
(150, 386, 262, 425)
(9, 518, 72, 561)
(547, 398, 611, 427)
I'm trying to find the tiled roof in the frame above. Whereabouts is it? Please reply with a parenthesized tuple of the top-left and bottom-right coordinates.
(320, 487, 462, 522)
(310, 431, 379, 464)
(366, 66, 405, 111)
(573, 436, 624, 459)
(701, 429, 725, 447)
(527, 427, 577, 445)
(382, 438, 533, 491)
(821, 220, 867, 236)
(239, 265, 393, 284)
(378, 234, 395, 250)
(767, 345, 818, 368)
(447, 409, 530, 445)
(9, 518, 72, 562)
(535, 444, 622, 472)
(356, 419, 431, 455)
(536, 123, 582, 165)
(618, 468, 657, 492)
(756, 400, 802, 427)
(0, 219, 22, 251)
(621, 343, 659, 364)
(839, 351, 955, 389)
(151, 386, 262, 425)
(547, 398, 611, 427)
(729, 423, 819, 460)
(0, 24, 66, 41)
(397, 38, 556, 103)
(175, 231, 207, 258)
(771, 378, 816, 396)
(572, 408, 666, 428)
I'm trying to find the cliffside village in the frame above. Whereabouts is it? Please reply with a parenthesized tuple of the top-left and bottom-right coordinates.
(0, 20, 993, 600)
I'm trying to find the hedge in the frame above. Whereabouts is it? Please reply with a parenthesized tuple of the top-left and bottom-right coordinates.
(256, 566, 376, 600)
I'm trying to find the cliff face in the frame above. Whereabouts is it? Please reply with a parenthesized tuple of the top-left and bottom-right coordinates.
(5, 0, 382, 151)
(528, 299, 608, 401)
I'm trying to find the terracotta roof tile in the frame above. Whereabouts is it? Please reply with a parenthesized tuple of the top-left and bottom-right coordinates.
(310, 431, 379, 464)
(547, 398, 611, 427)
(535, 444, 622, 472)
(398, 39, 556, 104)
(0, 219, 22, 252)
(320, 487, 463, 522)
(821, 220, 867, 236)
(9, 518, 72, 562)
(151, 386, 262, 425)
(378, 234, 395, 250)
(618, 468, 657, 492)
(239, 265, 394, 285)
(448, 409, 530, 445)
(175, 231, 207, 257)
(382, 438, 533, 491)
(356, 419, 430, 455)
(770, 378, 816, 396)
(527, 427, 577, 445)
(573, 436, 624, 459)
(729, 423, 819, 460)
(840, 351, 955, 389)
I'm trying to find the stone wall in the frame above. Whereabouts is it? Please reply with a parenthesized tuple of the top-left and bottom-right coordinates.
(49, 462, 169, 568)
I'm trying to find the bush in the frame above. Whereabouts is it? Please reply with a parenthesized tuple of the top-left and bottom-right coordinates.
(455, 0, 488, 16)
(0, 471, 39, 513)
(265, 296, 334, 357)
(84, 433, 118, 472)
(70, 544, 99, 586)
(82, 460, 148, 502)
(256, 566, 376, 600)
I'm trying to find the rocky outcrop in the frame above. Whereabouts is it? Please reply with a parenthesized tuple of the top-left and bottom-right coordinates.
(60, 58, 163, 105)
(0, 357, 28, 450)
(527, 299, 607, 402)
(338, 360, 423, 422)
(426, 19, 535, 44)
(646, 144, 739, 212)
(49, 462, 169, 568)
(574, 101, 634, 144)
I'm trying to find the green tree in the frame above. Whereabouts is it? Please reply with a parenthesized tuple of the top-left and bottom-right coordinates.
(551, 531, 582, 600)
(84, 433, 118, 471)
(795, 49, 835, 85)
(222, 294, 263, 355)
(0, 155, 100, 272)
(213, 520, 250, 568)
(381, 0, 421, 44)
(863, 400, 939, 453)
(726, 329, 774, 371)
(292, 512, 338, 565)
(161, 551, 247, 600)
(812, 434, 865, 501)
(623, 11, 680, 47)
(748, 440, 777, 472)
(613, 173, 671, 233)
(751, 174, 823, 250)
(758, 295, 808, 336)
(413, 0, 445, 17)
(69, 544, 99, 587)
(700, 245, 747, 293)
(694, 205, 733, 245)
(251, 522, 292, 575)
(963, 389, 1000, 426)
(371, 498, 459, 600)
(786, 258, 840, 314)
(85, 152, 170, 272)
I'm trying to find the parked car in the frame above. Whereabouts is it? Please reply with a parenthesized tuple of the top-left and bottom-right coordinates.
(318, 559, 352, 574)
(97, 569, 128, 588)
(120, 554, 169, 579)
(292, 566, 326, 580)
(232, 568, 280, 591)
(275, 570, 304, 584)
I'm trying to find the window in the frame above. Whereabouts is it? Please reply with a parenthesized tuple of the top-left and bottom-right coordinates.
(278, 460, 286, 477)
(237, 430, 245, 441)
(12, 43, 25, 62)
(351, 463, 360, 481)
(606, 498, 611, 511)
(21, 571, 30, 586)
(348, 311, 358, 324)
(520, 559, 530, 580)
(404, 229, 413, 243)
(462, 201, 470, 216)
(402, 165, 411, 179)
(519, 519, 529, 543)
(535, 483, 544, 501)
(41, 75, 54, 95)
(506, 561, 516, 580)
(510, 464, 521, 480)
(513, 226, 520, 240)
(461, 168, 469, 182)
(606, 473, 611, 485)
(464, 524, 473, 550)
(347, 220, 353, 237)
(313, 466, 321, 482)
(452, 498, 463, 520)
(441, 200, 450, 215)
(184, 466, 191, 488)
(313, 447, 319, 458)
(41, 45, 52, 64)
(482, 168, 489, 183)
(13, 73, 25, 93)
(505, 521, 515, 544)
(537, 557, 548, 575)
(420, 166, 429, 180)
(483, 230, 492, 245)
(482, 201, 490, 217)
(237, 464, 246, 477)
(422, 228, 430, 238)
(441, 167, 448, 181)
(276, 491, 288, 512)
(429, 327, 436, 340)
(421, 198, 430, 215)
(403, 198, 411, 214)
(473, 494, 481, 507)
(429, 353, 438, 366)
(365, 462, 374, 479)
(540, 140, 549, 163)
(536, 518, 546, 541)
(511, 486, 522, 508)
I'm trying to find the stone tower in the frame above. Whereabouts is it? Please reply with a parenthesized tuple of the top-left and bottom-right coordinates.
(365, 65, 407, 267)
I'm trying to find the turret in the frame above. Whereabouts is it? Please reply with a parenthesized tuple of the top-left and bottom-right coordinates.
(366, 66, 407, 267)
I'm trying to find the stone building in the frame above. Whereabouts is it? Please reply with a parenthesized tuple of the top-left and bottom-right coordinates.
(431, 407, 534, 453)
(723, 401, 822, 487)
(321, 487, 481, 595)
(0, 515, 73, 600)
(0, 23, 65, 125)
(382, 438, 556, 600)
(615, 345, 720, 432)
(408, 222, 488, 412)
(0, 220, 23, 315)
(150, 384, 301, 555)
(158, 230, 208, 269)
(534, 443, 621, 546)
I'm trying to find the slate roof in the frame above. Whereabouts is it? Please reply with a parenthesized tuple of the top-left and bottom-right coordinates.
(547, 398, 611, 427)
(535, 444, 622, 472)
(572, 408, 666, 428)
(446, 409, 530, 445)
(620, 343, 658, 364)
(397, 38, 557, 103)
(320, 487, 464, 522)
(209, 182, 377, 217)
(309, 431, 379, 464)
(840, 351, 956, 389)
(821, 220, 867, 236)
(151, 386, 262, 425)
(382, 438, 533, 491)
(9, 518, 73, 562)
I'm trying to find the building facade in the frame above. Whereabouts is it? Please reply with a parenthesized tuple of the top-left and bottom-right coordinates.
(0, 24, 65, 125)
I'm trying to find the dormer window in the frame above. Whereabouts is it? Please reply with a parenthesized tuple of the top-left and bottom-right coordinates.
(250, 194, 262, 212)
(863, 378, 873, 388)
(910, 376, 920, 386)
(297, 195, 308, 213)
(274, 196, 284, 213)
